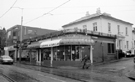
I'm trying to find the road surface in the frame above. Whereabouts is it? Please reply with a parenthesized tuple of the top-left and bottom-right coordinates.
(0, 64, 81, 82)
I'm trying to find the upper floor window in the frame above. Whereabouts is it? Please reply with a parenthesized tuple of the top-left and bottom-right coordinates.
(93, 22, 97, 31)
(108, 23, 111, 32)
(126, 41, 129, 49)
(125, 27, 128, 35)
(117, 25, 120, 34)
(28, 30, 33, 34)
(134, 40, 135, 46)
(13, 31, 17, 36)
(74, 27, 78, 31)
(83, 25, 87, 29)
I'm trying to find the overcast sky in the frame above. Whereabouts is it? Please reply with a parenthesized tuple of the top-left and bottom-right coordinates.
(0, 0, 135, 30)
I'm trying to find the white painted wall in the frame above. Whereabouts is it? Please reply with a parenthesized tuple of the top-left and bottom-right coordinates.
(102, 17, 132, 51)
(64, 18, 101, 31)
(132, 32, 135, 54)
(63, 15, 133, 52)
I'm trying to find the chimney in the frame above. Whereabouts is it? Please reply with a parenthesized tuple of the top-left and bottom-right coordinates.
(86, 11, 90, 16)
(96, 8, 101, 14)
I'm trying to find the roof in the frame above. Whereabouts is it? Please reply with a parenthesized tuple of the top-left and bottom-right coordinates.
(62, 13, 133, 27)
(7, 25, 57, 31)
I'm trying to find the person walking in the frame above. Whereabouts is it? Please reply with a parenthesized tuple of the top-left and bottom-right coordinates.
(81, 55, 89, 69)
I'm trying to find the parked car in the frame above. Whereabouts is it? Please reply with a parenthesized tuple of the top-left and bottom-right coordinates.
(124, 50, 134, 57)
(0, 55, 13, 64)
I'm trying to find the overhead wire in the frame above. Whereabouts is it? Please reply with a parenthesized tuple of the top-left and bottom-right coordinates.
(24, 0, 70, 24)
(0, 0, 18, 19)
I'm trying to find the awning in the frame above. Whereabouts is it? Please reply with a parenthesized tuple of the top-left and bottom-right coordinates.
(40, 37, 94, 48)
(27, 42, 41, 48)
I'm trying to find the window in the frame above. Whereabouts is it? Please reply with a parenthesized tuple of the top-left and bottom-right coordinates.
(108, 43, 115, 53)
(108, 23, 111, 32)
(126, 41, 129, 49)
(125, 27, 128, 35)
(28, 30, 33, 34)
(83, 25, 87, 29)
(82, 25, 87, 33)
(93, 22, 97, 31)
(13, 31, 17, 36)
(74, 27, 78, 32)
(134, 40, 135, 46)
(117, 25, 120, 34)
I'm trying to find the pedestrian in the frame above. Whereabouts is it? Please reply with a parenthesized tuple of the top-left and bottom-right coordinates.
(81, 55, 89, 69)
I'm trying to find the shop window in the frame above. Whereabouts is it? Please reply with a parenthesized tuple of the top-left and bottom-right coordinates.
(65, 46, 71, 61)
(108, 43, 115, 54)
(41, 48, 51, 61)
(53, 45, 80, 61)
(53, 46, 64, 61)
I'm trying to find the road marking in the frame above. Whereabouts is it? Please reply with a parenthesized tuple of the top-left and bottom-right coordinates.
(38, 73, 66, 82)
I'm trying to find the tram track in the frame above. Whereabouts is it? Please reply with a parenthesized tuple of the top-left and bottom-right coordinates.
(0, 67, 42, 82)
(0, 73, 17, 82)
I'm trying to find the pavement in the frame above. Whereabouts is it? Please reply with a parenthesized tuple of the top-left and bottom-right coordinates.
(14, 58, 135, 82)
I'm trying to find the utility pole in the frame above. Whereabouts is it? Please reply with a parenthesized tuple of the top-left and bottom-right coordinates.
(13, 7, 23, 62)
(19, 8, 23, 62)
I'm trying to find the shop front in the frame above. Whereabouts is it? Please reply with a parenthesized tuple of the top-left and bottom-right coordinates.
(25, 41, 41, 64)
(39, 34, 94, 67)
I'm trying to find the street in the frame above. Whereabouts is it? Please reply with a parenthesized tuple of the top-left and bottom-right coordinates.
(0, 58, 135, 82)
(0, 64, 81, 82)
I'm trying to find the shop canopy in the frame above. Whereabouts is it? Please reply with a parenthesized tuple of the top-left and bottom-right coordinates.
(40, 36, 94, 48)
(27, 41, 41, 48)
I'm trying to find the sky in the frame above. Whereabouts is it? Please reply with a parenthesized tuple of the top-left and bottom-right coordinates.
(0, 0, 135, 30)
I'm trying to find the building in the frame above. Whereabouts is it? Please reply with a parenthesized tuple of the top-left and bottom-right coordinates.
(62, 9, 133, 54)
(0, 28, 6, 55)
(4, 25, 56, 61)
(22, 29, 116, 67)
(132, 28, 135, 55)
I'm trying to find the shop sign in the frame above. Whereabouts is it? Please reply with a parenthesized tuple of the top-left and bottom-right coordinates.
(41, 43, 59, 48)
(4, 46, 15, 50)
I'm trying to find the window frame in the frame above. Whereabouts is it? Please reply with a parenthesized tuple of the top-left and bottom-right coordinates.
(125, 27, 128, 36)
(117, 25, 120, 34)
(126, 41, 129, 49)
(108, 23, 111, 33)
(108, 43, 115, 54)
(83, 25, 87, 29)
(93, 22, 97, 31)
